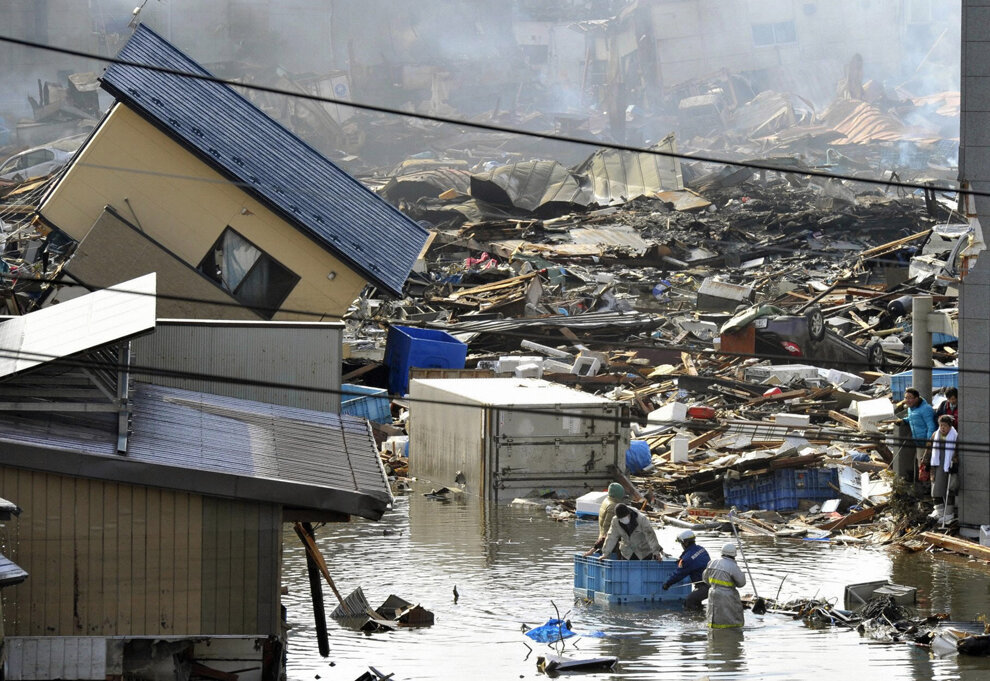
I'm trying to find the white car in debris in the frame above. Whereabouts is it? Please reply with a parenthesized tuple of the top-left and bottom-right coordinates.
(0, 136, 84, 183)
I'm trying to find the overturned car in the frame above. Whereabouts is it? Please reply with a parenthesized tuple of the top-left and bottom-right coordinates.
(720, 304, 886, 372)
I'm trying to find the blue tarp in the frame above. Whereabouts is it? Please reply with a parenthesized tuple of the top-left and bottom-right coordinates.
(525, 619, 576, 643)
(625, 440, 652, 474)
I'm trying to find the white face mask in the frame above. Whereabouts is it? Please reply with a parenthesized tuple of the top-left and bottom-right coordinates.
(618, 516, 631, 525)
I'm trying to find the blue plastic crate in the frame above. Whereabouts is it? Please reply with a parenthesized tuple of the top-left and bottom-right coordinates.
(573, 555, 683, 605)
(340, 383, 391, 423)
(772, 468, 838, 511)
(723, 477, 757, 511)
(385, 325, 468, 395)
(889, 368, 958, 400)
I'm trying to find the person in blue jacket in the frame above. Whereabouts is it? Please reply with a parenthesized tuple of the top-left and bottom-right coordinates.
(662, 530, 711, 610)
(901, 387, 937, 445)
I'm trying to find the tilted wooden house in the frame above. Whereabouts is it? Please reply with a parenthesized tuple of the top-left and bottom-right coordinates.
(38, 24, 428, 321)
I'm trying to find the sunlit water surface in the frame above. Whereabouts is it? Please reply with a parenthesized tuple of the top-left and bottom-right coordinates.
(282, 485, 990, 681)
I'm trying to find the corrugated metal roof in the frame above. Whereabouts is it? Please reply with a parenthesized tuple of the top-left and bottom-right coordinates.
(0, 382, 391, 520)
(0, 273, 156, 380)
(101, 25, 428, 297)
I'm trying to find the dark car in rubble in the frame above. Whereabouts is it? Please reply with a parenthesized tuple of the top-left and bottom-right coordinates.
(720, 304, 886, 372)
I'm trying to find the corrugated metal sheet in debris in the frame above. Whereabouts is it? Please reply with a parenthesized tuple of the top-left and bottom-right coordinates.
(101, 25, 428, 296)
(470, 160, 592, 212)
(573, 137, 683, 206)
(125, 384, 389, 498)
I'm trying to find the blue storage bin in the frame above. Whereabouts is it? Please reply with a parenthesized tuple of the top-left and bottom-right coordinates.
(385, 325, 468, 395)
(573, 555, 683, 605)
(723, 477, 757, 511)
(340, 384, 391, 423)
(889, 368, 958, 399)
(724, 468, 838, 512)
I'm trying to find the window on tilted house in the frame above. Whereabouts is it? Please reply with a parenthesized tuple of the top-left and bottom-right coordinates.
(197, 227, 299, 319)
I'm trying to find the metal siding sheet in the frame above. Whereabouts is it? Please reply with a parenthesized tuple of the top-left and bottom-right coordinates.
(5, 637, 106, 681)
(132, 320, 342, 412)
(0, 274, 156, 379)
(101, 25, 428, 296)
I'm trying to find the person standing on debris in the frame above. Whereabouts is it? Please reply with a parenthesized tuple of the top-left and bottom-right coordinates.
(598, 503, 665, 561)
(583, 483, 625, 558)
(936, 387, 959, 430)
(928, 414, 959, 523)
(901, 387, 937, 475)
(663, 530, 711, 610)
(703, 543, 746, 630)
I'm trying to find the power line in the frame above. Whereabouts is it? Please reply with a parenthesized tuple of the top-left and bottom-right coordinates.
(0, 32, 974, 199)
(1, 270, 980, 378)
(0, 343, 984, 456)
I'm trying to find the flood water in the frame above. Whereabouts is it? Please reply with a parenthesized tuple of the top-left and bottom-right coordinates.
(282, 484, 990, 681)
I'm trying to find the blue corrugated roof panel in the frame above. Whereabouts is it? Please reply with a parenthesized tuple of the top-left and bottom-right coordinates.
(100, 25, 428, 297)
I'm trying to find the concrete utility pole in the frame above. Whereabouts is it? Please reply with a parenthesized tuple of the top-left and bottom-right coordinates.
(911, 295, 933, 401)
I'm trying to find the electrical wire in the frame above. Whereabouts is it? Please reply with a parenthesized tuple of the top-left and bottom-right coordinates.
(0, 32, 975, 198)
(0, 35, 982, 451)
(0, 343, 985, 456)
(0, 270, 981, 379)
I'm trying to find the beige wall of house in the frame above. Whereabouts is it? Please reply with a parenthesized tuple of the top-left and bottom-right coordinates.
(0, 467, 282, 637)
(40, 103, 367, 321)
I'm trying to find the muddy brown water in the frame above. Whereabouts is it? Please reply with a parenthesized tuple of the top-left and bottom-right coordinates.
(282, 484, 990, 680)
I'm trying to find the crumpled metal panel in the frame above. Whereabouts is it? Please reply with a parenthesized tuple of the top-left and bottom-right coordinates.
(380, 168, 472, 203)
(572, 135, 684, 205)
(101, 25, 428, 296)
(470, 160, 592, 212)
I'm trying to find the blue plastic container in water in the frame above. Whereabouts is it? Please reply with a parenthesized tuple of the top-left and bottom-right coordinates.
(385, 325, 468, 395)
(573, 555, 683, 605)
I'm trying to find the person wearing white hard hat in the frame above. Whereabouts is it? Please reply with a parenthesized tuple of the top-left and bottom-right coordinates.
(662, 529, 711, 610)
(703, 543, 746, 629)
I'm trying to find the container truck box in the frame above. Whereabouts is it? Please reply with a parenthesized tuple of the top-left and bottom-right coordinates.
(409, 378, 629, 502)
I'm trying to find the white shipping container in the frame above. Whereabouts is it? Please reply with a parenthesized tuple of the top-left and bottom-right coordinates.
(408, 378, 629, 502)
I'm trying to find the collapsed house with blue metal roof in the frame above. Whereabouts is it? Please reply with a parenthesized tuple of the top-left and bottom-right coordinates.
(38, 24, 429, 321)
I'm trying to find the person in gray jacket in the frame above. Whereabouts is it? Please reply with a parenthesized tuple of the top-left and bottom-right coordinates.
(598, 504, 665, 561)
(703, 543, 746, 629)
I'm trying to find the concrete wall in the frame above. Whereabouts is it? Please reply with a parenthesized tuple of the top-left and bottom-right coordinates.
(957, 0, 990, 529)
(39, 104, 366, 321)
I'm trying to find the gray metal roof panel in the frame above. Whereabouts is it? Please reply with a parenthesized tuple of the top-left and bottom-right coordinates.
(0, 383, 391, 519)
(101, 25, 428, 297)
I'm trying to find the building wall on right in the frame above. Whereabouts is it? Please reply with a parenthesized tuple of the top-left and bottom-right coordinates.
(958, 0, 990, 530)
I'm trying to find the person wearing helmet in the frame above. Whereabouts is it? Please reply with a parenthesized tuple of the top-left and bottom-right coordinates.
(583, 483, 626, 557)
(703, 543, 746, 629)
(662, 529, 711, 610)
(597, 503, 665, 561)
